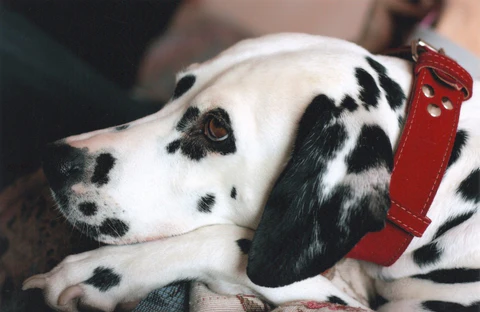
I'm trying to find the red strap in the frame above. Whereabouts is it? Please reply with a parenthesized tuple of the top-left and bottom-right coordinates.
(346, 46, 473, 266)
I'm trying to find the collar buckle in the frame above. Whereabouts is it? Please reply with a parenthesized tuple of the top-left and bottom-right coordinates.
(411, 39, 445, 62)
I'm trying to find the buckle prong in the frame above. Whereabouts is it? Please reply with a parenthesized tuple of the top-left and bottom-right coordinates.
(411, 39, 445, 62)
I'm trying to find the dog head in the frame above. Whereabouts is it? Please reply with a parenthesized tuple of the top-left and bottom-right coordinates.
(42, 33, 410, 282)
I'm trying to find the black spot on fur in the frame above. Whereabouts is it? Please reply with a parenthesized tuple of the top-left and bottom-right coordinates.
(366, 56, 386, 74)
(172, 74, 196, 100)
(230, 187, 237, 199)
(84, 267, 121, 292)
(433, 211, 475, 240)
(115, 124, 129, 131)
(236, 239, 251, 254)
(346, 125, 393, 174)
(355, 68, 380, 110)
(176, 107, 200, 132)
(166, 139, 181, 154)
(180, 140, 207, 161)
(447, 130, 468, 169)
(99, 218, 129, 237)
(340, 95, 358, 112)
(413, 268, 480, 284)
(197, 194, 215, 213)
(91, 153, 116, 186)
(456, 168, 480, 203)
(422, 301, 480, 312)
(370, 295, 388, 310)
(327, 296, 347, 306)
(413, 242, 442, 267)
(78, 202, 98, 216)
(366, 57, 405, 110)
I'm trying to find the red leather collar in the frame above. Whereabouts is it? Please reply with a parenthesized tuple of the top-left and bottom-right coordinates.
(346, 40, 473, 266)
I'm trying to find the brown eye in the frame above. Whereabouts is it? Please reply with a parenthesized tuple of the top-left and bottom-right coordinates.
(204, 116, 229, 141)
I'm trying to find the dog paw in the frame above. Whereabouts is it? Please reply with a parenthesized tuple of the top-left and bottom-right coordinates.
(23, 248, 145, 312)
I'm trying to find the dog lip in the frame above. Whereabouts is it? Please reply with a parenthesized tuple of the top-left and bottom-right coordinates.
(105, 234, 176, 245)
(110, 229, 196, 245)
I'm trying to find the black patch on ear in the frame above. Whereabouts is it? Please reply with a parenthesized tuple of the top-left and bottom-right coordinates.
(91, 153, 116, 186)
(176, 107, 200, 132)
(197, 194, 215, 213)
(340, 95, 358, 112)
(327, 295, 347, 306)
(115, 124, 129, 131)
(230, 187, 237, 199)
(172, 74, 196, 100)
(346, 125, 393, 174)
(355, 68, 380, 110)
(412, 268, 480, 284)
(236, 238, 251, 254)
(99, 218, 129, 237)
(293, 94, 346, 157)
(366, 56, 405, 110)
(413, 242, 442, 267)
(433, 211, 475, 240)
(166, 139, 181, 154)
(78, 202, 98, 216)
(422, 300, 480, 312)
(247, 94, 391, 287)
(84, 267, 121, 292)
(447, 130, 468, 169)
(456, 168, 480, 203)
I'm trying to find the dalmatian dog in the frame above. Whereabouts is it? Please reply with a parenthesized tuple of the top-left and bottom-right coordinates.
(23, 33, 479, 311)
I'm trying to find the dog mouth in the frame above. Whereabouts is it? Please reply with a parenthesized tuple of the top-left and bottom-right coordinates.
(51, 188, 194, 245)
(51, 188, 132, 242)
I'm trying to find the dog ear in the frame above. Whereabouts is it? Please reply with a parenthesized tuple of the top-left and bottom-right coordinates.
(247, 94, 393, 287)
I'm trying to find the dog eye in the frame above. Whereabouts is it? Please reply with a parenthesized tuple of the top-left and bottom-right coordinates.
(204, 116, 229, 141)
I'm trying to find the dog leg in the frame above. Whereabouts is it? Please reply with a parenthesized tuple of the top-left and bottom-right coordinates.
(23, 224, 365, 311)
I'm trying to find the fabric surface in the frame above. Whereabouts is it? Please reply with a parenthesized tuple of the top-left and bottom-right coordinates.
(189, 281, 373, 312)
(133, 282, 190, 312)
(0, 170, 98, 312)
(190, 282, 271, 312)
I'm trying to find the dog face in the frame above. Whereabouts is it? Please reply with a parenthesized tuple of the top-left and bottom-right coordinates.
(42, 34, 410, 283)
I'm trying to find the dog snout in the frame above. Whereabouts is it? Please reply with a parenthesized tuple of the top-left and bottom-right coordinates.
(42, 143, 86, 191)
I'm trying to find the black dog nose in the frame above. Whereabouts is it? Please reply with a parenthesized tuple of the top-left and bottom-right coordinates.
(42, 143, 86, 191)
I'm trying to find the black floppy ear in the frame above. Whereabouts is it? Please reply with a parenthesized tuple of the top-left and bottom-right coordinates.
(247, 94, 393, 287)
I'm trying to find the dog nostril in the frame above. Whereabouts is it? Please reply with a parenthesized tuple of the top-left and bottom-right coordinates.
(42, 143, 86, 190)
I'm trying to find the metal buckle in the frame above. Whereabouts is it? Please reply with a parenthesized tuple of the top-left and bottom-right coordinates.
(411, 39, 445, 62)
